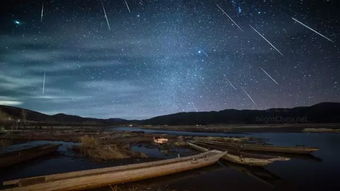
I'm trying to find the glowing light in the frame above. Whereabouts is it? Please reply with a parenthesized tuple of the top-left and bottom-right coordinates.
(14, 20, 21, 25)
(238, 7, 242, 14)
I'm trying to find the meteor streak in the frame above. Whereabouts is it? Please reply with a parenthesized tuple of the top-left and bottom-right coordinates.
(216, 4, 243, 31)
(190, 102, 199, 112)
(241, 87, 257, 106)
(226, 78, 237, 90)
(292, 17, 334, 43)
(42, 72, 46, 95)
(124, 0, 131, 13)
(40, 3, 44, 22)
(249, 25, 284, 56)
(260, 67, 279, 85)
(100, 0, 111, 30)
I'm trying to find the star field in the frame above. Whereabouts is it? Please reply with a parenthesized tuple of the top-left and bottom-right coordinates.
(0, 0, 339, 119)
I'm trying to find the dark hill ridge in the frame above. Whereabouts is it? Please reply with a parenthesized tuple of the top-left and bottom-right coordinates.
(0, 105, 126, 125)
(140, 102, 340, 125)
(0, 102, 340, 126)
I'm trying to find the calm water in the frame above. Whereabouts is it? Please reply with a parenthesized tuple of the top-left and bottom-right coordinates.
(113, 127, 340, 191)
(131, 143, 194, 159)
(113, 127, 246, 137)
(0, 140, 148, 189)
(1, 128, 340, 191)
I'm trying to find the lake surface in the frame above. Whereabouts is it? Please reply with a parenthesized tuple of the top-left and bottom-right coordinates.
(113, 126, 246, 137)
(113, 127, 340, 191)
(1, 128, 340, 191)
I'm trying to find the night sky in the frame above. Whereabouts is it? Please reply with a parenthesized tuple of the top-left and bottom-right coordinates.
(0, 0, 339, 119)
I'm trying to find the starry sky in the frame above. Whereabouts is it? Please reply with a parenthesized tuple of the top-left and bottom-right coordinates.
(0, 0, 339, 119)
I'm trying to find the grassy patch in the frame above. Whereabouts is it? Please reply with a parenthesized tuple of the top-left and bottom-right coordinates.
(78, 135, 147, 161)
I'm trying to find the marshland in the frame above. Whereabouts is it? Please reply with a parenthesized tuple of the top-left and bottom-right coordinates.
(1, 124, 340, 191)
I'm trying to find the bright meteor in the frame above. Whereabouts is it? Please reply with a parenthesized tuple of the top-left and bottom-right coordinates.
(124, 0, 131, 13)
(100, 0, 111, 30)
(241, 87, 257, 106)
(292, 17, 334, 43)
(260, 67, 279, 85)
(249, 25, 284, 56)
(42, 72, 46, 95)
(226, 78, 237, 90)
(216, 4, 243, 31)
(40, 3, 44, 22)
